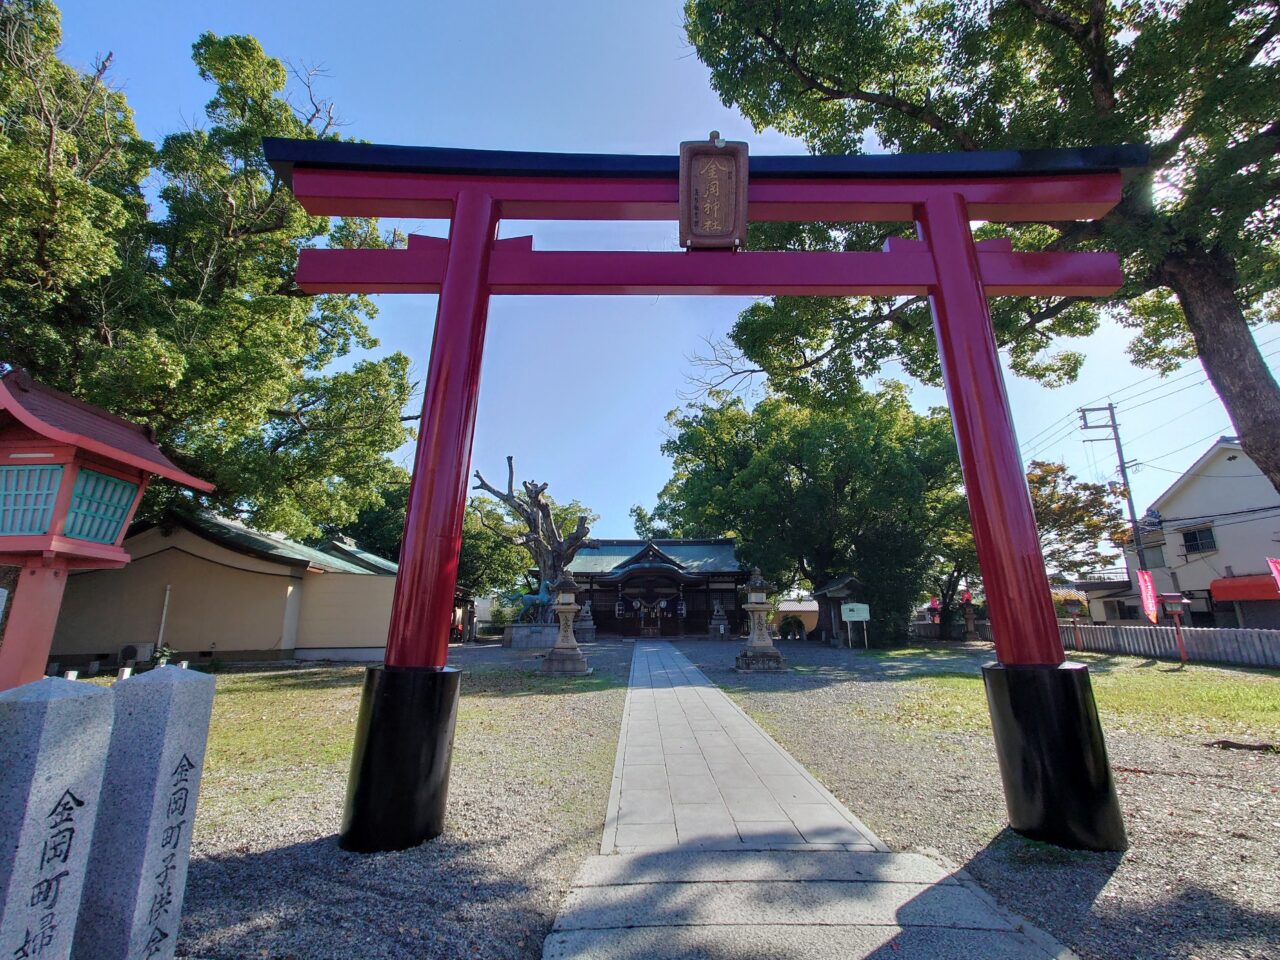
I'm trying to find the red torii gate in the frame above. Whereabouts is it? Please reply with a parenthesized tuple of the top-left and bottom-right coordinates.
(264, 136, 1142, 855)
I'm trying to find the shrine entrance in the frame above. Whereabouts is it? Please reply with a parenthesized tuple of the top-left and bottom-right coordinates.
(571, 539, 748, 639)
(264, 134, 1144, 856)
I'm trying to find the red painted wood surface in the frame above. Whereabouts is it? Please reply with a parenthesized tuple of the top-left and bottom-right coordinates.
(0, 370, 213, 491)
(383, 190, 496, 669)
(291, 168, 1122, 223)
(297, 239, 1121, 298)
(0, 558, 70, 689)
(921, 192, 1064, 665)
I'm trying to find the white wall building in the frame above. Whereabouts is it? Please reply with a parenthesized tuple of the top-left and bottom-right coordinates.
(1089, 437, 1280, 628)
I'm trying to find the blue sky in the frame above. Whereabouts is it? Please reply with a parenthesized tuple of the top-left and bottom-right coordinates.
(56, 0, 1276, 539)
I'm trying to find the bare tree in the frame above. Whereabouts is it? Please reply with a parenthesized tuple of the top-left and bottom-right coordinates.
(472, 456, 595, 588)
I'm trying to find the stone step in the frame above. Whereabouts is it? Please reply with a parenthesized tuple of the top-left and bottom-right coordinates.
(544, 924, 1066, 960)
(569, 850, 958, 887)
(544, 851, 1070, 960)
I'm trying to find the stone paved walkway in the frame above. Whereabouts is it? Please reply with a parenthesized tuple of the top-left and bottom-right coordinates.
(544, 642, 1074, 959)
(602, 640, 885, 854)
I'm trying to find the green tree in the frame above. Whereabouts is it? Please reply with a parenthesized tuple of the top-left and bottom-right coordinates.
(0, 2, 411, 538)
(926, 459, 1126, 632)
(457, 501, 532, 601)
(654, 383, 960, 640)
(685, 0, 1280, 490)
(321, 468, 411, 561)
(629, 503, 685, 540)
(324, 474, 532, 601)
(1027, 459, 1128, 577)
(923, 489, 980, 637)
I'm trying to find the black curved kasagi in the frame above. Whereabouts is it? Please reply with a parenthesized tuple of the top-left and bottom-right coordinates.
(262, 137, 1149, 184)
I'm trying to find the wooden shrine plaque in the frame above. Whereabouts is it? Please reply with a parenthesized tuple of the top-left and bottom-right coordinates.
(679, 132, 749, 249)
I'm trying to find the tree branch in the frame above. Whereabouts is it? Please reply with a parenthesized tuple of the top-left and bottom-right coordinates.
(750, 28, 981, 151)
(685, 295, 928, 397)
(1010, 0, 1117, 113)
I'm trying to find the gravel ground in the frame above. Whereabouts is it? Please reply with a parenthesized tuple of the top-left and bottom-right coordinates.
(674, 639, 1280, 960)
(178, 639, 632, 960)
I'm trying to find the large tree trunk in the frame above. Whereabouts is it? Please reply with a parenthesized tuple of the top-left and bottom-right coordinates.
(1160, 243, 1280, 495)
(813, 594, 838, 644)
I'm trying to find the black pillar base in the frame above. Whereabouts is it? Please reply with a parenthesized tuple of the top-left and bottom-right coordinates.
(339, 665, 461, 852)
(982, 661, 1128, 852)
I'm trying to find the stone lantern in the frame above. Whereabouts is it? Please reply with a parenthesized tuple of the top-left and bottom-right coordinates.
(540, 569, 592, 676)
(0, 369, 213, 690)
(735, 567, 786, 671)
(960, 589, 978, 641)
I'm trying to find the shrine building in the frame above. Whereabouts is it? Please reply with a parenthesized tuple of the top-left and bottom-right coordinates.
(567, 539, 748, 638)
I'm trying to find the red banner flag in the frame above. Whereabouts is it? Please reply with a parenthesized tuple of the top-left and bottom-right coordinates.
(1138, 569, 1158, 623)
(1269, 558, 1280, 593)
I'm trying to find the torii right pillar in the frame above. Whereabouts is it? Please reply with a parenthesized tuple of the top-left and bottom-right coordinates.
(922, 193, 1127, 851)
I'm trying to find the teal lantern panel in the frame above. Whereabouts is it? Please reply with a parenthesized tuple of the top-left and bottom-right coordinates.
(65, 468, 139, 544)
(0, 464, 65, 535)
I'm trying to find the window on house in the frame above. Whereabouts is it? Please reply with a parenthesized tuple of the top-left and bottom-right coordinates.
(1141, 543, 1165, 568)
(1103, 600, 1140, 621)
(1181, 526, 1217, 555)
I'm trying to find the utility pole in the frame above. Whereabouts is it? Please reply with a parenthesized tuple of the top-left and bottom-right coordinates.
(1080, 403, 1146, 571)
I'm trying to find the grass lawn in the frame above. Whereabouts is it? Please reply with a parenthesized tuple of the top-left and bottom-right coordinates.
(889, 651, 1280, 740)
(175, 642, 632, 960)
(195, 661, 625, 836)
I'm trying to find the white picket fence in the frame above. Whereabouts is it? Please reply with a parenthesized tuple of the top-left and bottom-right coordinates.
(912, 618, 1279, 668)
(911, 621, 996, 642)
(1058, 621, 1280, 669)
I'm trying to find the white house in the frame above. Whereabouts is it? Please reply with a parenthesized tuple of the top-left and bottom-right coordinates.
(1088, 437, 1280, 628)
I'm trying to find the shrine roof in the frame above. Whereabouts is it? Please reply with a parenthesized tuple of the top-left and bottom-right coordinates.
(812, 572, 866, 597)
(0, 368, 213, 491)
(136, 511, 379, 574)
(316, 537, 400, 574)
(568, 539, 743, 576)
(263, 138, 1148, 184)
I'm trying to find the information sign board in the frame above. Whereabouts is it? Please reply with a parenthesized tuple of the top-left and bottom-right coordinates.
(840, 602, 870, 622)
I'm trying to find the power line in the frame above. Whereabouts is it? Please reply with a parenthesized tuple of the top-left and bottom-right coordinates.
(1116, 347, 1279, 415)
(1131, 461, 1253, 479)
(1017, 335, 1279, 456)
(1117, 378, 1217, 413)
(1110, 362, 1219, 409)
(1157, 503, 1280, 525)
(1140, 426, 1233, 464)
(1076, 334, 1273, 410)
(1122, 395, 1227, 445)
(1022, 421, 1082, 462)
(1204, 506, 1280, 531)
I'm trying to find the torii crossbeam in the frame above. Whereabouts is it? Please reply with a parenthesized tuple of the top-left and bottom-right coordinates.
(265, 137, 1145, 855)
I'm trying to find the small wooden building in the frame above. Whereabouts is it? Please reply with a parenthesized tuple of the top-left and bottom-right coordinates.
(50, 511, 399, 667)
(568, 539, 748, 637)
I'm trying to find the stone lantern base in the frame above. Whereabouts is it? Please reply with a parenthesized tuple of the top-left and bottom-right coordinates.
(735, 648, 787, 672)
(541, 646, 593, 677)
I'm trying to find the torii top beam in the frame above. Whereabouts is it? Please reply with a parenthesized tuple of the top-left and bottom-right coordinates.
(262, 138, 1147, 299)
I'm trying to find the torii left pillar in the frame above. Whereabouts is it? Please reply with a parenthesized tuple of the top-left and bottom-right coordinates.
(338, 191, 494, 852)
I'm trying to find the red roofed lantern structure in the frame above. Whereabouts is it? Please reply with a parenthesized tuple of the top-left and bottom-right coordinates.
(0, 368, 213, 690)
